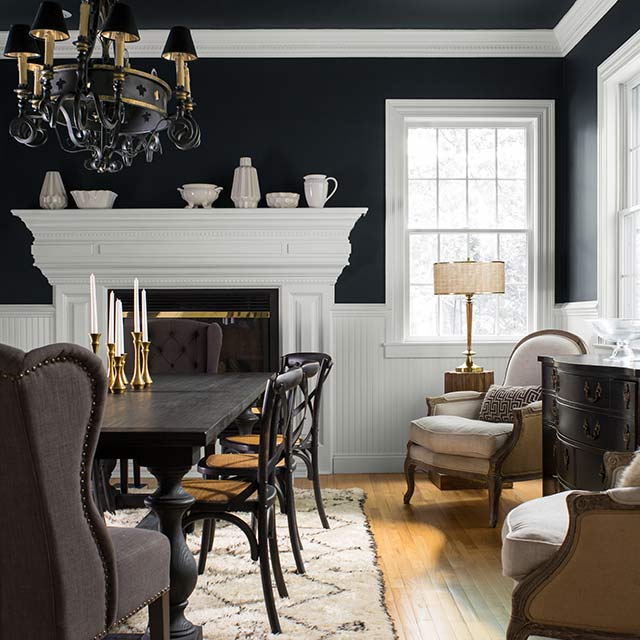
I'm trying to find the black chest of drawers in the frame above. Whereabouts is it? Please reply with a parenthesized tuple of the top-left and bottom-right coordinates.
(540, 355, 638, 495)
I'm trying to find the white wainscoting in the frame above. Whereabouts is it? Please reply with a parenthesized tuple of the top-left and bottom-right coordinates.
(0, 305, 55, 351)
(332, 305, 509, 473)
(553, 301, 598, 346)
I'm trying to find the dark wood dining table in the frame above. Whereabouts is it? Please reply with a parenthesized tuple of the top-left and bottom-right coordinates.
(96, 373, 269, 640)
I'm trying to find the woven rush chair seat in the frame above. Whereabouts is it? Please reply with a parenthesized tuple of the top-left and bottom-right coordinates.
(222, 433, 300, 449)
(183, 479, 276, 504)
(200, 453, 285, 471)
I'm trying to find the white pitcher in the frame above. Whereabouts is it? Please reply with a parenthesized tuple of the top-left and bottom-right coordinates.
(304, 174, 338, 208)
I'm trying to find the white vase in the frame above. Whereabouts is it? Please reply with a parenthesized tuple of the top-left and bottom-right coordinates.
(231, 157, 261, 208)
(39, 171, 67, 210)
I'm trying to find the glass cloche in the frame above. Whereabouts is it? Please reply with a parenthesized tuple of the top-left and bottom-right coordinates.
(592, 319, 640, 361)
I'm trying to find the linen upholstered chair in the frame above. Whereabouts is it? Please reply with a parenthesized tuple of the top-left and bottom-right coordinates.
(501, 451, 640, 640)
(119, 318, 223, 490)
(403, 330, 588, 527)
(0, 343, 170, 639)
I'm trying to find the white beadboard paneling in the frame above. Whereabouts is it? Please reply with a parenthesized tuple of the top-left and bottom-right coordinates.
(333, 306, 508, 473)
(0, 305, 55, 351)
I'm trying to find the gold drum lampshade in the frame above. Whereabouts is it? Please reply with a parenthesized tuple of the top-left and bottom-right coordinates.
(433, 260, 505, 373)
(433, 260, 505, 296)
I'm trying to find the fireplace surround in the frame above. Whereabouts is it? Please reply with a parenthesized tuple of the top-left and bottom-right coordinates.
(13, 206, 367, 471)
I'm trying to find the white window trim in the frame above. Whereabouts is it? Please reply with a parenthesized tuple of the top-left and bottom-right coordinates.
(598, 28, 640, 319)
(384, 99, 555, 359)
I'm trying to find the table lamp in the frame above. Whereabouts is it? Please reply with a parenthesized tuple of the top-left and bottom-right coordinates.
(433, 259, 505, 373)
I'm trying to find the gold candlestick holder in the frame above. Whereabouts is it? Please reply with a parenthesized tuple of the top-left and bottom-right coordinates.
(89, 332, 101, 355)
(142, 340, 153, 386)
(107, 343, 116, 389)
(111, 354, 127, 394)
(130, 331, 146, 389)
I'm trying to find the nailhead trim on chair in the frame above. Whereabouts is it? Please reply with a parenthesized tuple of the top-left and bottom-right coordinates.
(1, 355, 113, 634)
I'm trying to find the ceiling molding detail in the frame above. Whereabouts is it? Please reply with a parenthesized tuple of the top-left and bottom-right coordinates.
(0, 2, 619, 59)
(554, 0, 619, 55)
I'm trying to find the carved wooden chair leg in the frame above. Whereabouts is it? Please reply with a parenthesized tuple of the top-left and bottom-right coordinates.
(148, 590, 170, 640)
(258, 503, 281, 634)
(403, 452, 416, 505)
(119, 458, 129, 494)
(198, 518, 216, 575)
(488, 473, 503, 528)
(268, 506, 288, 598)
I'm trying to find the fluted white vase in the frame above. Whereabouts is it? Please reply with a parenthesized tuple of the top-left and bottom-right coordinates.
(39, 171, 68, 210)
(231, 157, 261, 208)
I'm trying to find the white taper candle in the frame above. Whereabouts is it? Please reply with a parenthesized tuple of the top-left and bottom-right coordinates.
(141, 289, 148, 341)
(133, 277, 140, 332)
(89, 273, 98, 333)
(115, 299, 123, 356)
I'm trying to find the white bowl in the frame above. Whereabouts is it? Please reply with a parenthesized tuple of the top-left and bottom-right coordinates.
(266, 192, 300, 208)
(71, 190, 118, 209)
(592, 318, 640, 360)
(178, 183, 223, 208)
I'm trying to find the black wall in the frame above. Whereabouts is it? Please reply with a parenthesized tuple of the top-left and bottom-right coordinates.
(0, 57, 563, 304)
(559, 0, 640, 302)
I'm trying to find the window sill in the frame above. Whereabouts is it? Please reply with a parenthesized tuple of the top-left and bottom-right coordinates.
(383, 340, 517, 360)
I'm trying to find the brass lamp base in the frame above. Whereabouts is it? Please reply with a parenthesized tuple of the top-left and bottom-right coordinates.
(456, 350, 484, 373)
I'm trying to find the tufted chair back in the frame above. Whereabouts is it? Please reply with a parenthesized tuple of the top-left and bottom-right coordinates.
(503, 330, 588, 386)
(125, 318, 222, 374)
(0, 343, 117, 639)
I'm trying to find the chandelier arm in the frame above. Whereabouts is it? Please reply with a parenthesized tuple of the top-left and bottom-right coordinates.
(88, 90, 122, 132)
(56, 101, 88, 149)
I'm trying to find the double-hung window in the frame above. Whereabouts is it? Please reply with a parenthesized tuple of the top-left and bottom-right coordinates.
(386, 101, 554, 353)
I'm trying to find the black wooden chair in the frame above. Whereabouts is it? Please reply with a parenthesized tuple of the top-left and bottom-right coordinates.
(194, 361, 318, 576)
(222, 352, 334, 529)
(0, 342, 170, 639)
(182, 367, 303, 634)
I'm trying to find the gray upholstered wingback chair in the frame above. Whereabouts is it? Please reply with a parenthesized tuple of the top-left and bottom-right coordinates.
(403, 330, 588, 527)
(0, 343, 170, 639)
(501, 451, 640, 640)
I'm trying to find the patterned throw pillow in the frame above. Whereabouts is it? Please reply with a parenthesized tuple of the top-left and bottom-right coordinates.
(478, 384, 542, 423)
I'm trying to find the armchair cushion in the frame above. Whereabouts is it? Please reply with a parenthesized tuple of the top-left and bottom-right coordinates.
(618, 449, 640, 487)
(109, 527, 170, 621)
(478, 384, 542, 423)
(410, 415, 513, 459)
(501, 491, 571, 581)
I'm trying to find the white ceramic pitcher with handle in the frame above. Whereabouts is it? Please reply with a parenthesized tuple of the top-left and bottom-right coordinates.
(304, 174, 338, 208)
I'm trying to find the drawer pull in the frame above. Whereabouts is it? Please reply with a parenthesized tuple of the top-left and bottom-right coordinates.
(582, 418, 601, 441)
(563, 448, 570, 470)
(624, 383, 632, 410)
(584, 381, 603, 403)
(551, 368, 559, 391)
(599, 462, 607, 485)
(624, 425, 632, 451)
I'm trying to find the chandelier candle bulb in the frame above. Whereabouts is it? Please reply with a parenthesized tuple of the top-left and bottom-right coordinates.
(78, 1, 90, 39)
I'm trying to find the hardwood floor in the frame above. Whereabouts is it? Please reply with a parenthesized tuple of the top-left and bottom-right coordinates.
(297, 473, 541, 640)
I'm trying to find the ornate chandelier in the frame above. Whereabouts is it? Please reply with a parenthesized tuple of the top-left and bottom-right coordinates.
(4, 1, 201, 173)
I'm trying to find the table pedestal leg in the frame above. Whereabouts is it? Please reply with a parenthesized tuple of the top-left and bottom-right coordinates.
(145, 464, 202, 640)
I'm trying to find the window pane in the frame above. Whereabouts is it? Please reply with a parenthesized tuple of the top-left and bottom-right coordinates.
(439, 294, 465, 336)
(410, 285, 437, 336)
(408, 180, 437, 228)
(408, 128, 437, 179)
(468, 129, 496, 179)
(438, 129, 467, 179)
(410, 234, 437, 284)
(497, 129, 526, 179)
(633, 148, 640, 208)
(498, 284, 528, 335)
(469, 233, 498, 262)
(468, 180, 496, 228)
(474, 295, 498, 336)
(499, 233, 528, 284)
(439, 233, 468, 262)
(439, 180, 466, 228)
(498, 180, 526, 227)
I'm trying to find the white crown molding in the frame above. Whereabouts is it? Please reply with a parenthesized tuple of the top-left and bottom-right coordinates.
(0, 28, 563, 59)
(554, 0, 619, 56)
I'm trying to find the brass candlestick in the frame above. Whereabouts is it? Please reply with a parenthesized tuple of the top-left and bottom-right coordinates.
(111, 354, 127, 394)
(107, 343, 116, 389)
(89, 332, 101, 355)
(130, 331, 146, 389)
(142, 340, 153, 385)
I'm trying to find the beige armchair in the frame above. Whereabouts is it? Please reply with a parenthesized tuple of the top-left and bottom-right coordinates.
(502, 452, 640, 640)
(403, 330, 588, 527)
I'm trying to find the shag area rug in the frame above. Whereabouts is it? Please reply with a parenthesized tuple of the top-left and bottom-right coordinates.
(106, 487, 396, 639)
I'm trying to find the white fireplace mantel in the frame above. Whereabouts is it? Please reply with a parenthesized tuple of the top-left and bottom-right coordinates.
(13, 206, 367, 472)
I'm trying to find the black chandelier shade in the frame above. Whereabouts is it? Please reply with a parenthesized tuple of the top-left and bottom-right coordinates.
(29, 1, 70, 41)
(162, 26, 198, 61)
(4, 25, 41, 58)
(101, 2, 140, 43)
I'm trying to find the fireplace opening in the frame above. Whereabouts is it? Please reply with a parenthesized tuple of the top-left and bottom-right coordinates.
(113, 288, 279, 373)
